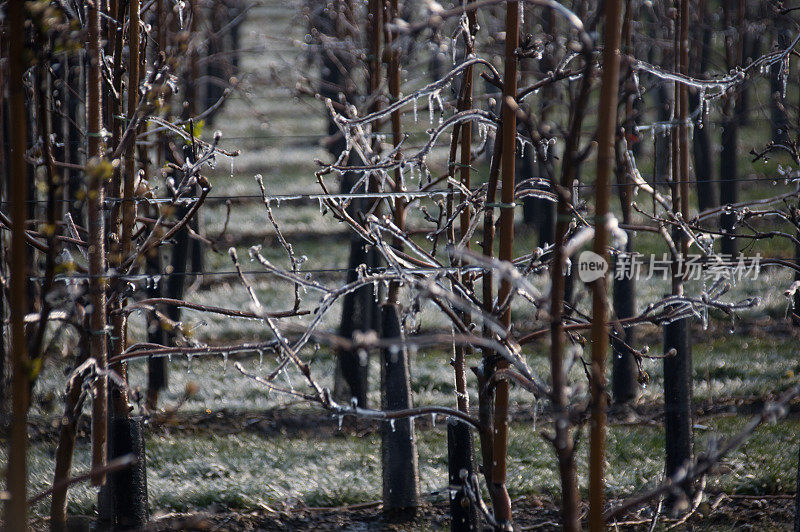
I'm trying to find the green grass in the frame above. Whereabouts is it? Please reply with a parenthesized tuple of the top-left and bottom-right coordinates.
(14, 413, 799, 517)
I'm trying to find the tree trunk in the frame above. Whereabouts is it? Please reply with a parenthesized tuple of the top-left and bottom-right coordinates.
(109, 417, 149, 528)
(692, 90, 715, 212)
(146, 249, 168, 408)
(663, 317, 693, 505)
(664, 0, 694, 511)
(380, 304, 419, 515)
(719, 115, 738, 256)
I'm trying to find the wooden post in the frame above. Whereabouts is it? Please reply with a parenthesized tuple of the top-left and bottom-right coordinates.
(588, 0, 623, 528)
(86, 0, 109, 488)
(491, 1, 519, 526)
(4, 0, 30, 527)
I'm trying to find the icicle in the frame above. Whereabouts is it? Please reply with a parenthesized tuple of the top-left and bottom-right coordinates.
(390, 418, 396, 432)
(258, 349, 264, 367)
(782, 56, 790, 99)
(428, 93, 435, 124)
(697, 88, 706, 129)
(186, 353, 193, 373)
(222, 352, 228, 373)
(632, 69, 642, 99)
(282, 367, 294, 392)
(338, 415, 343, 430)
(431, 412, 436, 427)
(413, 98, 418, 122)
(434, 90, 444, 125)
(176, 0, 186, 29)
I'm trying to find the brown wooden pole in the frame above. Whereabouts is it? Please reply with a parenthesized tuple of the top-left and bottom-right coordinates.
(491, 0, 519, 526)
(588, 0, 623, 529)
(87, 0, 108, 487)
(4, 0, 30, 528)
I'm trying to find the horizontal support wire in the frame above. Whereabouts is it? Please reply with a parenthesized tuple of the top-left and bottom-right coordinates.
(25, 255, 792, 284)
(2, 174, 798, 206)
(35, 265, 489, 283)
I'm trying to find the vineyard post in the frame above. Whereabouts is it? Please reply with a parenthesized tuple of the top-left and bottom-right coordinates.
(588, 0, 623, 528)
(663, 0, 693, 509)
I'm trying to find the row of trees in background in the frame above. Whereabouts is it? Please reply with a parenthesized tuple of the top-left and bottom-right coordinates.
(3, 0, 800, 530)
